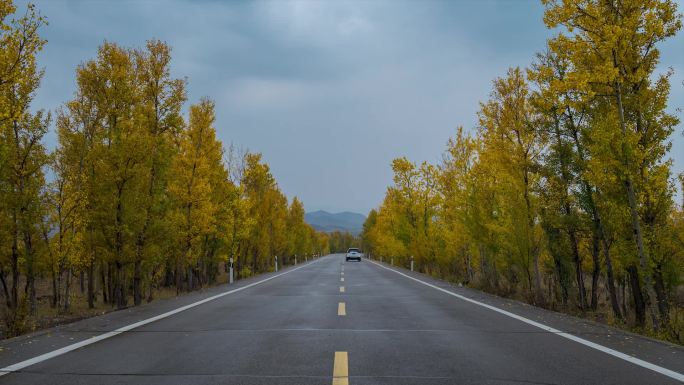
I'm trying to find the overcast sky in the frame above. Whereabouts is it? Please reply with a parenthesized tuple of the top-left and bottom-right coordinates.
(19, 0, 684, 214)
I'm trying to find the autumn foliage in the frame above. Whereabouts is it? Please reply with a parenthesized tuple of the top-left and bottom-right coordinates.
(362, 0, 684, 341)
(0, 1, 329, 336)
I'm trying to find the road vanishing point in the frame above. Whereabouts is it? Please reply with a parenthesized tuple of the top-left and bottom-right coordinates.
(0, 254, 682, 385)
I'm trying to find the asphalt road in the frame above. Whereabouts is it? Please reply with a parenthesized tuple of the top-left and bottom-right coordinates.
(0, 254, 682, 384)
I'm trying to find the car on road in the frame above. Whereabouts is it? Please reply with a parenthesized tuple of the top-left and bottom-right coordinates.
(346, 248, 362, 262)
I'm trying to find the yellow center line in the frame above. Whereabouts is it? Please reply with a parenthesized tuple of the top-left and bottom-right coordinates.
(332, 351, 349, 385)
(340, 286, 345, 293)
(338, 302, 346, 316)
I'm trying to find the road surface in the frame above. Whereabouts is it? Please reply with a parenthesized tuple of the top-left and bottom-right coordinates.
(0, 254, 682, 384)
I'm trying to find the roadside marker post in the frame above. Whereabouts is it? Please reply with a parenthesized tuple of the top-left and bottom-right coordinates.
(411, 256, 414, 272)
(229, 257, 234, 284)
(295, 255, 297, 265)
(275, 256, 278, 272)
(391, 257, 394, 266)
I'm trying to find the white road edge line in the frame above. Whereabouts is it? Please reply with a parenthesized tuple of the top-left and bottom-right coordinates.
(367, 259, 684, 382)
(0, 257, 324, 377)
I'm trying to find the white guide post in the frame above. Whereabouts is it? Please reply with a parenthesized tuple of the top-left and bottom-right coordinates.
(229, 257, 234, 284)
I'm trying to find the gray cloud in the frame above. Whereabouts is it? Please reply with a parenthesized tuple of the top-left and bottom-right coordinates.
(20, 0, 684, 213)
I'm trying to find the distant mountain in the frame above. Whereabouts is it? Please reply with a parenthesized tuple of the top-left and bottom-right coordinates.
(305, 210, 366, 235)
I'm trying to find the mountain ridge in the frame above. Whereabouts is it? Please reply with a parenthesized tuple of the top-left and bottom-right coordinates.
(305, 210, 366, 235)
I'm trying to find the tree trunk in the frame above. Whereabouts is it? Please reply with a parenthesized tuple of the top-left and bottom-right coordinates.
(652, 264, 669, 321)
(590, 234, 600, 311)
(133, 259, 142, 306)
(105, 263, 111, 303)
(621, 276, 628, 317)
(79, 271, 85, 294)
(627, 264, 645, 327)
(175, 259, 183, 295)
(523, 169, 544, 306)
(0, 267, 11, 309)
(10, 218, 19, 309)
(187, 266, 193, 291)
(101, 262, 108, 304)
(51, 265, 58, 308)
(114, 262, 127, 309)
(614, 77, 659, 330)
(553, 253, 569, 306)
(23, 231, 37, 315)
(87, 261, 95, 308)
(63, 267, 72, 312)
(114, 187, 127, 309)
(602, 236, 622, 319)
(147, 270, 154, 302)
(569, 229, 586, 310)
(568, 112, 622, 318)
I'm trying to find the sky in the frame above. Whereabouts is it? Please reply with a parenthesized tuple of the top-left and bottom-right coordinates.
(17, 0, 684, 214)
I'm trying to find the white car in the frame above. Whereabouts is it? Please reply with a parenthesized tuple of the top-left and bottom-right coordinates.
(345, 248, 362, 262)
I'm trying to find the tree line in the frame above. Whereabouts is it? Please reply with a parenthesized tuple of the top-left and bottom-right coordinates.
(327, 231, 360, 253)
(362, 0, 683, 342)
(0, 0, 328, 336)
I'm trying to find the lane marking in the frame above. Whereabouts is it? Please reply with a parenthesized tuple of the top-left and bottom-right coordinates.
(338, 302, 346, 316)
(341, 272, 344, 276)
(340, 286, 345, 293)
(332, 351, 349, 385)
(368, 259, 684, 382)
(341, 277, 345, 282)
(0, 257, 325, 377)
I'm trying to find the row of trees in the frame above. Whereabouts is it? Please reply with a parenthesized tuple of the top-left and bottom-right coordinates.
(363, 0, 683, 341)
(327, 231, 359, 253)
(0, 0, 328, 335)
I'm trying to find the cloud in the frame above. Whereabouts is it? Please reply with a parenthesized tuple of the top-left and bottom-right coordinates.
(16, 0, 684, 212)
(223, 77, 315, 111)
(257, 0, 374, 42)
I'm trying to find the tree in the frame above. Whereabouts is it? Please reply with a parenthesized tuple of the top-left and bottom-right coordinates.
(131, 40, 186, 305)
(168, 98, 223, 292)
(438, 127, 478, 283)
(0, 1, 48, 317)
(478, 67, 547, 305)
(543, 0, 682, 329)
